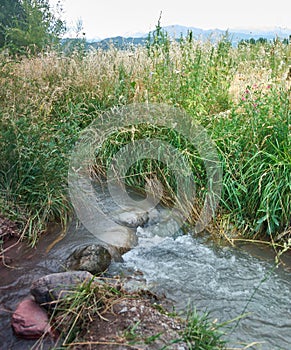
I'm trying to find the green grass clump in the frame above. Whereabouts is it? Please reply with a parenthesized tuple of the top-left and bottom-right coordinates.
(0, 33, 290, 245)
(182, 309, 226, 350)
(49, 277, 122, 345)
(212, 84, 291, 239)
(95, 123, 207, 211)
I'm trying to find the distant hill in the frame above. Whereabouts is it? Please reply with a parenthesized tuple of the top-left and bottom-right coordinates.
(89, 36, 148, 50)
(161, 25, 291, 42)
(63, 25, 291, 51)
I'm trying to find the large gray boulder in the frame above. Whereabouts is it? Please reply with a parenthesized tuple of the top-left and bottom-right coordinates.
(30, 271, 94, 308)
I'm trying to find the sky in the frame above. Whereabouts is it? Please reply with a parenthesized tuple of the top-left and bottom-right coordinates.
(49, 0, 291, 39)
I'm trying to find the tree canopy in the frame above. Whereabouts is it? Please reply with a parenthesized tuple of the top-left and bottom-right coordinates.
(0, 0, 66, 54)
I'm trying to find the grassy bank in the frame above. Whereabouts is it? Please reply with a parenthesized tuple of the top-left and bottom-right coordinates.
(45, 277, 227, 349)
(0, 34, 290, 248)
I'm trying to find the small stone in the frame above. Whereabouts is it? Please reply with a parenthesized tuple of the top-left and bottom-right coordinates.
(96, 225, 138, 248)
(106, 245, 125, 262)
(11, 297, 51, 339)
(119, 307, 128, 314)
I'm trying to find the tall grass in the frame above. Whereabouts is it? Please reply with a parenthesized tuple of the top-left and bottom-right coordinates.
(214, 84, 290, 239)
(0, 34, 290, 245)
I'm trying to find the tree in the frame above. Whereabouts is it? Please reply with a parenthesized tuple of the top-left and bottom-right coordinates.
(0, 0, 25, 47)
(1, 0, 66, 54)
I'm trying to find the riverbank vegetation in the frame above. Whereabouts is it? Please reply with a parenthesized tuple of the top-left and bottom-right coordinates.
(1, 31, 290, 250)
(43, 276, 227, 349)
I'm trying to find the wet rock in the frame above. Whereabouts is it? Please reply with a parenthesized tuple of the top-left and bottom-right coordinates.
(115, 209, 149, 228)
(106, 245, 125, 262)
(65, 244, 112, 274)
(11, 297, 51, 339)
(89, 222, 138, 248)
(31, 271, 94, 308)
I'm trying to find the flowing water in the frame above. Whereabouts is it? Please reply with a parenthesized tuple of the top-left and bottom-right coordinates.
(1, 202, 291, 349)
(109, 226, 291, 349)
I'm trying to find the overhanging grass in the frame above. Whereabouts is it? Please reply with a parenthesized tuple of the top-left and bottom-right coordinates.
(213, 86, 291, 239)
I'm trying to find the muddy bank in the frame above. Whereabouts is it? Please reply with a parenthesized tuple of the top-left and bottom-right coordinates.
(74, 292, 190, 350)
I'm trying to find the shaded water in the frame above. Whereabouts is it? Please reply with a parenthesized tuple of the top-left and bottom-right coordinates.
(1, 204, 291, 349)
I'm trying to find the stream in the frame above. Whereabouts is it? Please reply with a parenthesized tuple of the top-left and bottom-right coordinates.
(110, 229, 291, 349)
(1, 201, 291, 349)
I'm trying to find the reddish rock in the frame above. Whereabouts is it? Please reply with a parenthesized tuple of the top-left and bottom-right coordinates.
(11, 297, 51, 339)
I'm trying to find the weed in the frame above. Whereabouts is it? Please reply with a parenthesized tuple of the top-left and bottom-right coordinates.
(123, 321, 141, 343)
(182, 308, 226, 349)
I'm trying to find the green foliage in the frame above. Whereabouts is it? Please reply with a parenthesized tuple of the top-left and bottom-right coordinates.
(0, 0, 25, 47)
(1, 0, 65, 54)
(214, 85, 291, 237)
(146, 11, 170, 60)
(51, 277, 123, 345)
(0, 112, 74, 244)
(123, 321, 141, 342)
(95, 123, 206, 213)
(61, 19, 87, 57)
(145, 30, 234, 116)
(50, 278, 227, 349)
(0, 35, 290, 244)
(182, 309, 226, 349)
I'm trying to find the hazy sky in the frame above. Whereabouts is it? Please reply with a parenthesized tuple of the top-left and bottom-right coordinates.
(49, 0, 291, 39)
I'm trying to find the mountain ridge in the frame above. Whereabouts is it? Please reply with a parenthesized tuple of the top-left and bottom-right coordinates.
(89, 25, 291, 41)
(63, 25, 291, 50)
